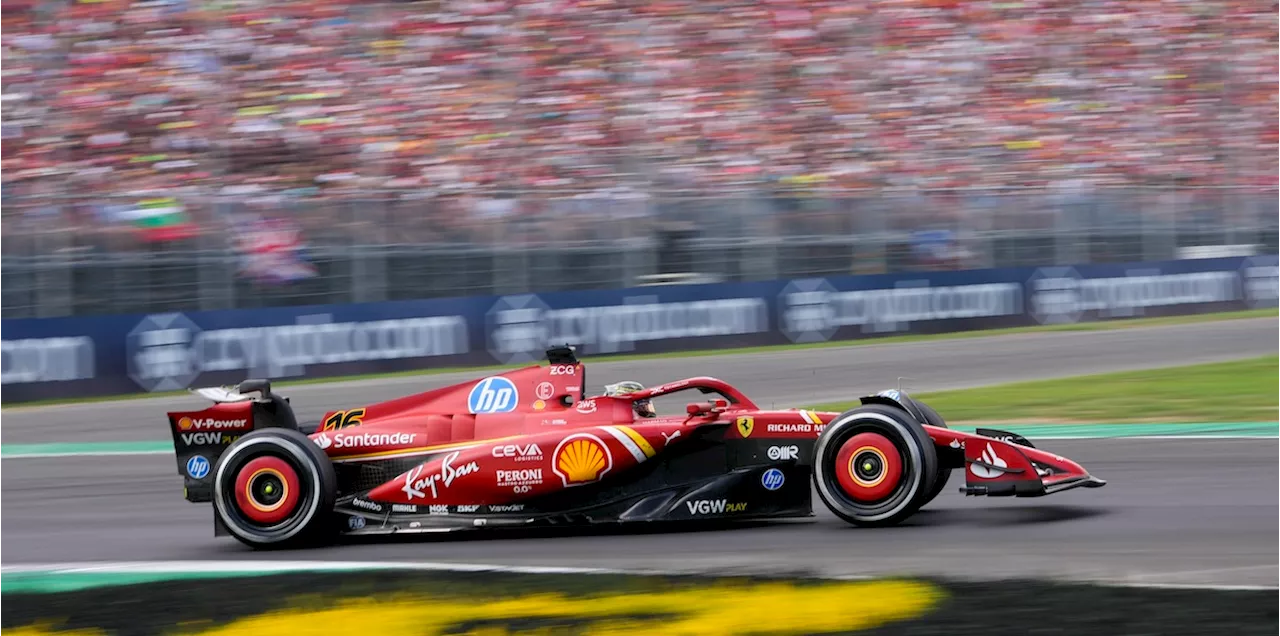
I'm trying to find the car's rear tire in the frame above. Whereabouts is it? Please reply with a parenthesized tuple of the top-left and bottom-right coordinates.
(813, 404, 938, 527)
(213, 428, 336, 549)
(913, 400, 953, 508)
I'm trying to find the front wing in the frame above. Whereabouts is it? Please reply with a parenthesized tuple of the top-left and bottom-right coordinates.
(951, 429, 1106, 497)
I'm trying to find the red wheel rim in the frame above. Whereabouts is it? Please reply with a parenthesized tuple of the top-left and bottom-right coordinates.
(834, 432, 903, 503)
(233, 456, 301, 525)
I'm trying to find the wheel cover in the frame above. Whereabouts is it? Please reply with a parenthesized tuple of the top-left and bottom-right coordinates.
(834, 432, 903, 503)
(233, 456, 302, 525)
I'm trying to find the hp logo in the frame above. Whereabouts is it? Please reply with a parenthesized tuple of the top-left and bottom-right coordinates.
(761, 468, 785, 491)
(186, 455, 210, 479)
(468, 377, 519, 414)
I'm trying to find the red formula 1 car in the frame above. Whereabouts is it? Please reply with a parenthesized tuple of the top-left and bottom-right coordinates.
(166, 346, 1105, 548)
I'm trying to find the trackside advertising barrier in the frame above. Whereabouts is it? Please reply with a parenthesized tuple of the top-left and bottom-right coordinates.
(3, 256, 1275, 403)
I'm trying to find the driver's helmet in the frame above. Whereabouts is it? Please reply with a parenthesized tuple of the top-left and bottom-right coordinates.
(603, 381, 656, 418)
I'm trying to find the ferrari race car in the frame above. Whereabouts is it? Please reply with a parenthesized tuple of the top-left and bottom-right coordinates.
(167, 346, 1106, 548)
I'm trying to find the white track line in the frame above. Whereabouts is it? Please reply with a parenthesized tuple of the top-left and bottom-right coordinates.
(0, 560, 652, 577)
(1118, 564, 1280, 583)
(1, 450, 174, 460)
(4, 561, 1275, 592)
(1099, 582, 1280, 592)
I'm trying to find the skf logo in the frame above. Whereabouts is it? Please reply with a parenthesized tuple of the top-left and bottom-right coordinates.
(685, 499, 747, 515)
(553, 433, 612, 486)
(736, 416, 754, 438)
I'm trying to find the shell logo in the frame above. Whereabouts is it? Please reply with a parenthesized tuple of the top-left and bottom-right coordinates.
(177, 417, 194, 431)
(553, 434, 613, 487)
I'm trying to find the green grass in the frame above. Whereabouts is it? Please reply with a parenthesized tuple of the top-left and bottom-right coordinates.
(5, 308, 1275, 409)
(810, 356, 1279, 424)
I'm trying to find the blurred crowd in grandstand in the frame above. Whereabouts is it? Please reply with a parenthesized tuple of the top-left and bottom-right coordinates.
(2, 0, 1276, 248)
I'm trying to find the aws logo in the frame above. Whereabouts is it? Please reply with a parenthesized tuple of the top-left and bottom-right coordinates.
(553, 433, 612, 487)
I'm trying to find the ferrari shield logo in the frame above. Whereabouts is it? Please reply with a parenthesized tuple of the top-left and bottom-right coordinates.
(736, 416, 754, 438)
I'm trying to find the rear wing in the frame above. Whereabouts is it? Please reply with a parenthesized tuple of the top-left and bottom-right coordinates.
(167, 380, 299, 503)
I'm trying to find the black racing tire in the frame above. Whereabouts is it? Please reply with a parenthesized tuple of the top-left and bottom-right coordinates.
(212, 428, 336, 549)
(912, 400, 953, 508)
(812, 404, 938, 527)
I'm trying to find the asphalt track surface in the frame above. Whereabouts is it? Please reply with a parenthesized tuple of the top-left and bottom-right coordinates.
(3, 317, 1278, 588)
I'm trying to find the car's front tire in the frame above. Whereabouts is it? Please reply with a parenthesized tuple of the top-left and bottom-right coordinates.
(912, 400, 954, 508)
(812, 404, 938, 527)
(212, 428, 336, 549)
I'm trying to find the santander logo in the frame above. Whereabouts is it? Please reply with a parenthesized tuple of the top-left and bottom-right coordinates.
(969, 442, 1008, 479)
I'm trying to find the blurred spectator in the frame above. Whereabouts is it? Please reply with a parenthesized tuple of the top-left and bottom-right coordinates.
(2, 0, 1276, 247)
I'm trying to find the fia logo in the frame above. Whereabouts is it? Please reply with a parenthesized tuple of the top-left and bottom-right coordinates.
(468, 377, 518, 414)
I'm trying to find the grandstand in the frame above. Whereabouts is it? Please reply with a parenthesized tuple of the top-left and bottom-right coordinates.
(1, 1, 1275, 317)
